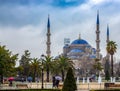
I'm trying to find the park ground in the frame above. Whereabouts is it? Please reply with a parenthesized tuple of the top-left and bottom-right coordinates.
(1, 81, 120, 91)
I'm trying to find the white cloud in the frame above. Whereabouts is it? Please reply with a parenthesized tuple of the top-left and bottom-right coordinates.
(89, 0, 107, 4)
(0, 24, 46, 56)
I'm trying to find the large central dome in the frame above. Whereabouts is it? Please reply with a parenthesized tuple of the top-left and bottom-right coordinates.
(71, 39, 88, 45)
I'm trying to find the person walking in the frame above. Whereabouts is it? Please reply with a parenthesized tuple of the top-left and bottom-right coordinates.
(9, 80, 12, 86)
(55, 79, 60, 88)
(55, 75, 61, 88)
(52, 76, 56, 88)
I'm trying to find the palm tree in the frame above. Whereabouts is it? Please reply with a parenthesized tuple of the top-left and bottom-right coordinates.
(43, 55, 53, 82)
(93, 58, 103, 77)
(106, 41, 117, 77)
(30, 58, 41, 82)
(50, 60, 60, 76)
(19, 50, 32, 78)
(58, 55, 74, 82)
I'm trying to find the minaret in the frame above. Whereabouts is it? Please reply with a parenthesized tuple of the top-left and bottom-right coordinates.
(46, 15, 51, 56)
(106, 24, 109, 43)
(106, 24, 110, 59)
(105, 24, 110, 76)
(96, 10, 100, 59)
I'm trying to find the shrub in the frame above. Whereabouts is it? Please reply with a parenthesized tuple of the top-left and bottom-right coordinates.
(62, 67, 77, 91)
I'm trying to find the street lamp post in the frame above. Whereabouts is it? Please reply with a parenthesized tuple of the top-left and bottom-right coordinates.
(77, 68, 80, 76)
(41, 54, 44, 89)
(77, 67, 80, 84)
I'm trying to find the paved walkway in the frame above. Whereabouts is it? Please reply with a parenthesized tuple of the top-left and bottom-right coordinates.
(1, 82, 120, 90)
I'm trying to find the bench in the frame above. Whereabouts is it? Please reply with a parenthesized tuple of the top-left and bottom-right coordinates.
(105, 83, 120, 89)
(109, 84, 120, 88)
(16, 84, 28, 89)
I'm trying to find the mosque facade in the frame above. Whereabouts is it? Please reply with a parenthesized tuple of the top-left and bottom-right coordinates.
(63, 36, 97, 60)
(62, 11, 104, 77)
(63, 36, 102, 76)
(63, 11, 102, 61)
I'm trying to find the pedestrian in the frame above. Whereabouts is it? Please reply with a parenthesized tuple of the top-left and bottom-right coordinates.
(90, 78, 92, 82)
(9, 80, 12, 86)
(21, 77, 24, 82)
(55, 79, 60, 88)
(52, 76, 56, 88)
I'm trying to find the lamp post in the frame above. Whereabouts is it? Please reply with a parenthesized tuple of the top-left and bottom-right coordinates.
(77, 67, 80, 76)
(41, 54, 44, 89)
(77, 67, 80, 84)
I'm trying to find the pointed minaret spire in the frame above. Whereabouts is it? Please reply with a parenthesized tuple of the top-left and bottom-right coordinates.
(47, 14, 50, 28)
(96, 10, 100, 59)
(46, 15, 51, 56)
(107, 24, 109, 43)
(97, 10, 99, 25)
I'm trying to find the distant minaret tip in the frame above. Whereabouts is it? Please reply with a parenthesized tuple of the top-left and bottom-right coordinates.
(78, 33, 81, 39)
(107, 24, 109, 36)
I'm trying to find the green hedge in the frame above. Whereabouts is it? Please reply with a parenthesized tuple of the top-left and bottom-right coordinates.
(90, 89, 120, 91)
(0, 89, 61, 91)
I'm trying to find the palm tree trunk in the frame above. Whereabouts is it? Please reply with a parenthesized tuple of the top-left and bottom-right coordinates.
(111, 54, 114, 77)
(61, 70, 64, 82)
(33, 69, 36, 82)
(0, 74, 3, 84)
(46, 68, 49, 82)
(0, 69, 3, 84)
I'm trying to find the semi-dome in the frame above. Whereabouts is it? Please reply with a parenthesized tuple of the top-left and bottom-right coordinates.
(89, 55, 96, 59)
(70, 49, 84, 53)
(63, 44, 69, 48)
(71, 39, 88, 45)
(92, 48, 96, 54)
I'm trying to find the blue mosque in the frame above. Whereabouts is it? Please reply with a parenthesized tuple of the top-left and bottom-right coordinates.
(46, 11, 103, 60)
(63, 36, 97, 60)
(46, 11, 109, 76)
(62, 35, 102, 76)
(61, 11, 109, 76)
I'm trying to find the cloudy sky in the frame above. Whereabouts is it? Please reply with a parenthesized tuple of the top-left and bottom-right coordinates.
(0, 0, 120, 65)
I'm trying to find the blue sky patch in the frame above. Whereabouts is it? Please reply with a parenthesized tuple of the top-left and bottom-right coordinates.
(0, 0, 86, 7)
(51, 0, 86, 8)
